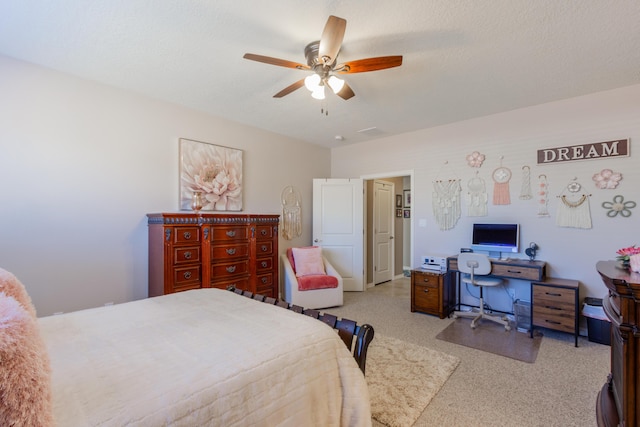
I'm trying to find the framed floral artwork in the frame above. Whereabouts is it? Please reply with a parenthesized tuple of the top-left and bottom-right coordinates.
(179, 138, 243, 211)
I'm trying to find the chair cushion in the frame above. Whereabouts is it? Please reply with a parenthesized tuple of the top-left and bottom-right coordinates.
(298, 275, 339, 291)
(291, 246, 326, 277)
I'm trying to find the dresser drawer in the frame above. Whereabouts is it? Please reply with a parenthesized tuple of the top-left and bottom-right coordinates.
(209, 276, 250, 291)
(533, 285, 575, 308)
(255, 273, 275, 294)
(255, 225, 274, 239)
(413, 283, 440, 311)
(256, 257, 274, 272)
(413, 271, 441, 287)
(172, 265, 201, 289)
(172, 227, 200, 245)
(211, 226, 249, 242)
(173, 246, 201, 265)
(211, 243, 250, 259)
(256, 241, 274, 256)
(211, 260, 250, 279)
(490, 263, 541, 281)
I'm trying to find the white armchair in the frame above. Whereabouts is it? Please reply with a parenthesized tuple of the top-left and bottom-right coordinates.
(281, 248, 343, 309)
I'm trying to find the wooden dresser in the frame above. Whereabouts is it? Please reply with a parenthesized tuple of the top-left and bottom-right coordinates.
(147, 213, 279, 298)
(411, 269, 455, 319)
(596, 260, 640, 427)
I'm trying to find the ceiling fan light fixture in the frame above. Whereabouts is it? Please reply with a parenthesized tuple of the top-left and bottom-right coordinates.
(304, 74, 321, 91)
(311, 85, 325, 100)
(327, 75, 345, 94)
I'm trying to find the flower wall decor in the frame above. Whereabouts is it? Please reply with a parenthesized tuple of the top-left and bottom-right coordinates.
(179, 138, 243, 211)
(466, 151, 485, 168)
(593, 168, 622, 189)
(602, 195, 636, 217)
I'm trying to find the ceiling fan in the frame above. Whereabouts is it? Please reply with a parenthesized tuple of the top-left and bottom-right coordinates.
(243, 15, 402, 101)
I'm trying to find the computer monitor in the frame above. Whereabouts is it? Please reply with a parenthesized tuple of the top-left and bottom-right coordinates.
(471, 223, 520, 258)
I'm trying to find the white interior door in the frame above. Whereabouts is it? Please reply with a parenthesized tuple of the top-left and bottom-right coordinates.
(313, 178, 364, 292)
(374, 180, 394, 284)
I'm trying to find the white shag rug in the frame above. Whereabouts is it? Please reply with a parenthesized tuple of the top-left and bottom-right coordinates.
(366, 334, 460, 427)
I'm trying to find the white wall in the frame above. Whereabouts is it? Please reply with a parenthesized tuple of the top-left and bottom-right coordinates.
(332, 84, 640, 311)
(0, 55, 331, 316)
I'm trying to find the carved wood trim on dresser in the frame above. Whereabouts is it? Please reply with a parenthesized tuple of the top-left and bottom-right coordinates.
(147, 213, 279, 298)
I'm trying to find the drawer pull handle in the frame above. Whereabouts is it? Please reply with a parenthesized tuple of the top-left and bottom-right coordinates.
(226, 266, 236, 273)
(226, 230, 236, 237)
(261, 277, 268, 284)
(183, 232, 191, 240)
(506, 270, 522, 274)
(183, 271, 192, 279)
(545, 319, 561, 325)
(184, 251, 192, 259)
(261, 261, 268, 268)
(545, 305, 562, 310)
(261, 245, 268, 252)
(260, 230, 267, 236)
(423, 289, 429, 293)
(545, 292, 562, 297)
(226, 248, 236, 255)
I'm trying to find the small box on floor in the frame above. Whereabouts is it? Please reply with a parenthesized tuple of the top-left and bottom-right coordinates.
(513, 299, 531, 333)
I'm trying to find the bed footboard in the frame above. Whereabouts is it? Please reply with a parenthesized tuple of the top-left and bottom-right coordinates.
(228, 286, 374, 374)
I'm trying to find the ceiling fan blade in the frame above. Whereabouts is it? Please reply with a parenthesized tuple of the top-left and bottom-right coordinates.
(273, 79, 305, 98)
(243, 53, 310, 70)
(335, 82, 355, 100)
(318, 16, 346, 65)
(336, 56, 403, 74)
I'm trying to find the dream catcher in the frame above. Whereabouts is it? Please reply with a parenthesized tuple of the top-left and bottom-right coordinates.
(433, 161, 461, 230)
(492, 157, 511, 205)
(556, 178, 592, 229)
(466, 171, 488, 217)
(537, 175, 550, 217)
(281, 186, 302, 240)
(519, 166, 532, 200)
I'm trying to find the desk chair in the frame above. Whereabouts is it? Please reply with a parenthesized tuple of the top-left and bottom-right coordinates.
(453, 253, 511, 331)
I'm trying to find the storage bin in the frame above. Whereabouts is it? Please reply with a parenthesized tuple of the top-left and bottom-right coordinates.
(513, 299, 531, 333)
(582, 297, 611, 346)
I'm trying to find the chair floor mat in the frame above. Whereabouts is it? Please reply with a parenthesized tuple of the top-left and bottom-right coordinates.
(436, 317, 542, 363)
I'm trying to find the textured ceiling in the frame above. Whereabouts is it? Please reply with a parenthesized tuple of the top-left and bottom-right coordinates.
(1, 1, 639, 148)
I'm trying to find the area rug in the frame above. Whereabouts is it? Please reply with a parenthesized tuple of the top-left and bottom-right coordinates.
(435, 318, 543, 363)
(366, 334, 460, 427)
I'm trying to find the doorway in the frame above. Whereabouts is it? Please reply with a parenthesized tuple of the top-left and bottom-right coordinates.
(362, 171, 413, 288)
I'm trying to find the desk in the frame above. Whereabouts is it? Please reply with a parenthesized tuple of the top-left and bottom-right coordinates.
(447, 256, 547, 314)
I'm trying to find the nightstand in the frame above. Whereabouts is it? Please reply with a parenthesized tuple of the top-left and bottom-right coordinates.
(411, 269, 454, 319)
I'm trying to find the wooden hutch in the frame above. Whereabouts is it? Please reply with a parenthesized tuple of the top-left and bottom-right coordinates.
(595, 260, 640, 426)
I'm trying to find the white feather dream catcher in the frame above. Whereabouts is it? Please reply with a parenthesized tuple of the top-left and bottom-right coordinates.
(281, 186, 302, 240)
(466, 171, 488, 217)
(433, 161, 461, 230)
(556, 178, 592, 229)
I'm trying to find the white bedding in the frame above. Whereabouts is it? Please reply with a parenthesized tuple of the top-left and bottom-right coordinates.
(38, 288, 371, 426)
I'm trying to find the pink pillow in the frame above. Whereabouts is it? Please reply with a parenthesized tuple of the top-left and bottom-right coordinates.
(291, 246, 326, 277)
(0, 293, 54, 426)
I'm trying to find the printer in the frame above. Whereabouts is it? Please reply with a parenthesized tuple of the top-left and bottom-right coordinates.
(421, 254, 448, 272)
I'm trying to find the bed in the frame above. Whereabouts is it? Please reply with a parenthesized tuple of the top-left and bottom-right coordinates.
(0, 268, 373, 427)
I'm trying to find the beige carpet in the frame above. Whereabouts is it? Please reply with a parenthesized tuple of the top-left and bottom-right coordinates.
(366, 334, 460, 427)
(435, 317, 543, 363)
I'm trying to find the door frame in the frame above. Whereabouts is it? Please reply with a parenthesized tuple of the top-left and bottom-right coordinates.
(361, 170, 414, 288)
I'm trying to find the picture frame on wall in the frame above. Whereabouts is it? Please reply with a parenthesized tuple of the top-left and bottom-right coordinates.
(403, 209, 411, 218)
(396, 208, 402, 217)
(395, 194, 402, 208)
(403, 190, 411, 208)
(179, 138, 243, 211)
